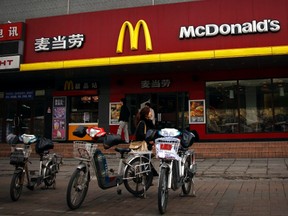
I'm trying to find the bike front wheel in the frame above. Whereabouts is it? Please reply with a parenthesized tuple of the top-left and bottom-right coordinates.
(123, 156, 153, 197)
(10, 170, 24, 201)
(66, 168, 90, 210)
(158, 166, 169, 214)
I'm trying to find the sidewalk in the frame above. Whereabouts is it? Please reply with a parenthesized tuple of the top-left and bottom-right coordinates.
(1, 156, 288, 215)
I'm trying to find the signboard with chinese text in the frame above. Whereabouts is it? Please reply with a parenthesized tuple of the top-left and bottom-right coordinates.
(0, 22, 24, 41)
(189, 100, 206, 124)
(109, 102, 121, 125)
(62, 80, 97, 91)
(141, 79, 171, 88)
(52, 96, 67, 141)
(35, 34, 85, 52)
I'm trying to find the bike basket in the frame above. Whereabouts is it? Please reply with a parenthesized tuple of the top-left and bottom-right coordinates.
(73, 141, 97, 161)
(155, 137, 181, 160)
(10, 150, 25, 166)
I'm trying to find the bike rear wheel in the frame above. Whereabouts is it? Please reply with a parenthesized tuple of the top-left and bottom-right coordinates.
(182, 156, 192, 195)
(43, 161, 56, 187)
(66, 168, 90, 210)
(158, 166, 169, 214)
(10, 171, 24, 201)
(123, 156, 153, 197)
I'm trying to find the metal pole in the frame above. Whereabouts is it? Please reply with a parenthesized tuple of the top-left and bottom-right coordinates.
(67, 0, 70, 14)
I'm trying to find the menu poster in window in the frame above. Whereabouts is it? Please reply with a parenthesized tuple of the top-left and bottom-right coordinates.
(109, 102, 121, 125)
(189, 100, 206, 124)
(52, 96, 67, 140)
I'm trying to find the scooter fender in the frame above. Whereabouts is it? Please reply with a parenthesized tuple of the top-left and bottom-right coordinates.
(76, 163, 88, 171)
(14, 168, 24, 174)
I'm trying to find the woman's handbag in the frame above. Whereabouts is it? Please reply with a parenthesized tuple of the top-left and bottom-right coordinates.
(129, 140, 148, 151)
(129, 121, 148, 151)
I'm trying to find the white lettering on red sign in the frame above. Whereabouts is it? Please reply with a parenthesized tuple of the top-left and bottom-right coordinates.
(0, 22, 23, 41)
(179, 19, 280, 39)
(35, 34, 85, 52)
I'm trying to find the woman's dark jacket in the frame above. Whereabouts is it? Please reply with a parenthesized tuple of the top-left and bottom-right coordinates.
(135, 119, 155, 150)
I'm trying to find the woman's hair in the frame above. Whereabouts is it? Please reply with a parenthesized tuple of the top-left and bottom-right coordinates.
(135, 106, 150, 125)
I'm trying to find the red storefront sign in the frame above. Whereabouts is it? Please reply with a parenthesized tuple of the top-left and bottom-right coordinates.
(24, 0, 288, 64)
(0, 22, 24, 41)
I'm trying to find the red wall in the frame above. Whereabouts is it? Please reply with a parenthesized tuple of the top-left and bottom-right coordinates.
(24, 0, 288, 63)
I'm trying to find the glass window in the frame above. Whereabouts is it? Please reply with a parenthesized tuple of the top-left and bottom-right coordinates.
(206, 78, 288, 133)
(238, 79, 272, 133)
(206, 81, 238, 133)
(273, 78, 288, 132)
(70, 96, 98, 123)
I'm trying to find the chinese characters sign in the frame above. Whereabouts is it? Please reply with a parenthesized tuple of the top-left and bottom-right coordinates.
(189, 100, 206, 124)
(141, 79, 171, 88)
(0, 22, 24, 41)
(52, 97, 67, 141)
(35, 34, 85, 52)
(63, 80, 97, 91)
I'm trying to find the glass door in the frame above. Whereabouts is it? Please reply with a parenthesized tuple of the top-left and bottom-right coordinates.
(4, 100, 46, 137)
(5, 101, 32, 135)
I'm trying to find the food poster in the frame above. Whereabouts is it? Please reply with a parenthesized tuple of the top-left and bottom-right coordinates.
(52, 96, 67, 140)
(109, 102, 121, 125)
(189, 100, 206, 124)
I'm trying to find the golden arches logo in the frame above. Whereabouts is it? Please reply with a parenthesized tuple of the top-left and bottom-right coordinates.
(116, 20, 153, 53)
(64, 80, 74, 90)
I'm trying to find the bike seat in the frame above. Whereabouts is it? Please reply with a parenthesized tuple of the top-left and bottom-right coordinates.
(21, 134, 37, 144)
(115, 148, 131, 158)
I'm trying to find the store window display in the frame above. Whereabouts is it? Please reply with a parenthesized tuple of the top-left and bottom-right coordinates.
(206, 78, 288, 133)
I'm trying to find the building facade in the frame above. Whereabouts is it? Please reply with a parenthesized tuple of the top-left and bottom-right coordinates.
(0, 0, 288, 144)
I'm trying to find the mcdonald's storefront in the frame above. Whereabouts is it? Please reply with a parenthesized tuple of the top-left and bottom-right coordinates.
(1, 0, 288, 144)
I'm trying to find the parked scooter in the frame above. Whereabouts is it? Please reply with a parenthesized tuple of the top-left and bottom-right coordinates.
(154, 128, 199, 214)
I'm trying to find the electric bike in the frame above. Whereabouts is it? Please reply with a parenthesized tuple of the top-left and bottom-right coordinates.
(155, 128, 198, 214)
(66, 126, 154, 210)
(9, 134, 62, 201)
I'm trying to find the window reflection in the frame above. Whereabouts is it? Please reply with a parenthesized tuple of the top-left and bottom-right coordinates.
(206, 81, 238, 133)
(206, 78, 288, 133)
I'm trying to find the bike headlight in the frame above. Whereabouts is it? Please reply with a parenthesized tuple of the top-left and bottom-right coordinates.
(158, 128, 181, 137)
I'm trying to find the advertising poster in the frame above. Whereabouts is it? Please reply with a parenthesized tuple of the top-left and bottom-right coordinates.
(189, 100, 206, 124)
(109, 102, 121, 125)
(52, 96, 67, 140)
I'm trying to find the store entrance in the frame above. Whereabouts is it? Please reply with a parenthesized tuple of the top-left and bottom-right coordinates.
(128, 92, 189, 134)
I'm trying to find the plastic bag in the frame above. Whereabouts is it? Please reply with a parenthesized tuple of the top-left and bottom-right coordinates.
(35, 137, 54, 154)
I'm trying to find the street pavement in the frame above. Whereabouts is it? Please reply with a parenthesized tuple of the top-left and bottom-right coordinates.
(0, 156, 288, 215)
